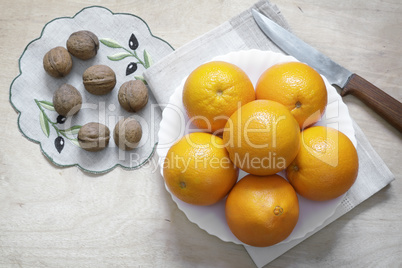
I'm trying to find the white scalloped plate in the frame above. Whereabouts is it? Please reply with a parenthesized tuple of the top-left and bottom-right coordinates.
(157, 49, 356, 247)
(9, 6, 174, 173)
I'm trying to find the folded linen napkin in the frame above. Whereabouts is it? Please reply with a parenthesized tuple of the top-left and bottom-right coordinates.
(143, 0, 395, 266)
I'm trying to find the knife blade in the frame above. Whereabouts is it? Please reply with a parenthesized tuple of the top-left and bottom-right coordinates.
(252, 9, 402, 133)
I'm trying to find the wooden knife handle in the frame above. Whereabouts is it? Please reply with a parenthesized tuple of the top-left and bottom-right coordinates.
(342, 73, 402, 133)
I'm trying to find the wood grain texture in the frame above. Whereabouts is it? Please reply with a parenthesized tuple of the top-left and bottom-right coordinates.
(1, 0, 401, 267)
(342, 74, 402, 133)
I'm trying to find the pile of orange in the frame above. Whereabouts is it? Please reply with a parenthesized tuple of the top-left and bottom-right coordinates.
(256, 61, 327, 129)
(163, 60, 359, 248)
(182, 61, 255, 134)
(163, 132, 238, 206)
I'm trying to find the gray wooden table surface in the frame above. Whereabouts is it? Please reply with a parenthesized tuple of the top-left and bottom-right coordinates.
(1, 0, 401, 267)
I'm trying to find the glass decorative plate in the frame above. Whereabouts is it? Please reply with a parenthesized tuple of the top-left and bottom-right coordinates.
(157, 49, 356, 246)
(9, 6, 174, 173)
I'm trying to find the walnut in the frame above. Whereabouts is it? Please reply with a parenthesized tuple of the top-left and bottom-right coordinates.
(66, 30, 99, 60)
(52, 84, 82, 116)
(82, 65, 116, 95)
(113, 117, 142, 151)
(118, 80, 149, 112)
(77, 122, 110, 152)
(43, 46, 73, 78)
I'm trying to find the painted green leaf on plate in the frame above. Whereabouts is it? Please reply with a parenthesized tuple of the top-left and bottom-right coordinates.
(59, 125, 82, 136)
(39, 100, 55, 111)
(100, 38, 122, 48)
(107, 52, 132, 61)
(39, 111, 50, 137)
(143, 49, 153, 68)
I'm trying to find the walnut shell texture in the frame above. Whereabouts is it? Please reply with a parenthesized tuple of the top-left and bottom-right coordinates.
(67, 30, 99, 60)
(114, 117, 142, 151)
(43, 46, 73, 78)
(82, 65, 116, 95)
(53, 84, 82, 116)
(118, 80, 149, 112)
(78, 122, 110, 152)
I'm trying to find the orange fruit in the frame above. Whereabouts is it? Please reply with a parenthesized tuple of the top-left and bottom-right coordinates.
(183, 61, 255, 134)
(225, 174, 299, 247)
(255, 61, 327, 129)
(286, 126, 359, 201)
(163, 132, 239, 206)
(222, 100, 300, 176)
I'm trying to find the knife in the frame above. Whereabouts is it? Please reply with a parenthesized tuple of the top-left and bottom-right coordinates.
(252, 9, 402, 133)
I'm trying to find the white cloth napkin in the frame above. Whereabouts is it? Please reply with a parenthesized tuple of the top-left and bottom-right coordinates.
(143, 0, 395, 266)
